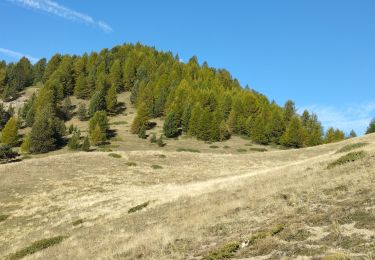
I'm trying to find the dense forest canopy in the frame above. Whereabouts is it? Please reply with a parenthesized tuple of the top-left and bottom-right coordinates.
(0, 43, 352, 154)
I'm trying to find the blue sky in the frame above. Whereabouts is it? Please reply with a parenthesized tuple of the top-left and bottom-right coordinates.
(1, 0, 374, 134)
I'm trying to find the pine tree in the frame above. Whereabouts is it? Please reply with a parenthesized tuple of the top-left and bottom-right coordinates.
(74, 75, 89, 99)
(131, 103, 149, 134)
(29, 107, 66, 153)
(324, 127, 336, 144)
(88, 90, 106, 116)
(90, 123, 106, 145)
(77, 103, 87, 121)
(61, 97, 72, 120)
(89, 111, 109, 134)
(283, 100, 296, 123)
(81, 136, 90, 151)
(281, 116, 306, 148)
(181, 104, 192, 133)
(251, 113, 269, 145)
(366, 118, 375, 134)
(68, 130, 81, 150)
(105, 85, 118, 113)
(109, 60, 122, 92)
(163, 111, 179, 138)
(349, 130, 357, 138)
(267, 109, 285, 144)
(20, 135, 30, 153)
(33, 58, 46, 85)
(219, 120, 231, 141)
(1, 117, 18, 146)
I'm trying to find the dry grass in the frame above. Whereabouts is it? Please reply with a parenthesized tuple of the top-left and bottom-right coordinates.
(1, 91, 375, 259)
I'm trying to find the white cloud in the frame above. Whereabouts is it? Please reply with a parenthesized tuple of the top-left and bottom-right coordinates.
(9, 0, 113, 33)
(299, 102, 375, 135)
(0, 47, 39, 63)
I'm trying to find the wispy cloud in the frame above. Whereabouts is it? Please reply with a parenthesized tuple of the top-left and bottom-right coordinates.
(0, 48, 39, 63)
(299, 102, 375, 135)
(9, 0, 113, 33)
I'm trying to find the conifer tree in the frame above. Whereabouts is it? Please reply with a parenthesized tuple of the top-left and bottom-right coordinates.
(251, 114, 269, 145)
(68, 130, 81, 150)
(131, 103, 149, 134)
(89, 111, 109, 135)
(181, 104, 192, 133)
(20, 135, 30, 153)
(77, 103, 87, 121)
(163, 111, 179, 138)
(90, 123, 105, 145)
(81, 136, 90, 151)
(88, 90, 106, 116)
(29, 107, 66, 153)
(33, 58, 46, 85)
(366, 118, 375, 134)
(267, 109, 285, 144)
(74, 75, 89, 99)
(109, 60, 122, 92)
(105, 85, 118, 113)
(349, 130, 357, 138)
(219, 120, 231, 141)
(281, 116, 306, 148)
(1, 117, 18, 146)
(283, 100, 296, 123)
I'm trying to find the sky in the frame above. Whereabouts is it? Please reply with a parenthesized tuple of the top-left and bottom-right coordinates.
(0, 0, 374, 135)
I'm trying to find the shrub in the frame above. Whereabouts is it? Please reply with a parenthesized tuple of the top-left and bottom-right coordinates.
(108, 153, 121, 158)
(249, 147, 267, 152)
(126, 161, 137, 167)
(77, 103, 87, 121)
(206, 242, 240, 259)
(157, 135, 165, 147)
(6, 236, 65, 260)
(138, 125, 147, 139)
(336, 142, 368, 153)
(72, 219, 84, 226)
(327, 151, 367, 169)
(151, 164, 163, 169)
(163, 111, 179, 138)
(236, 148, 247, 153)
(209, 145, 219, 149)
(150, 133, 157, 143)
(0, 214, 9, 222)
(128, 201, 149, 213)
(20, 135, 30, 154)
(0, 145, 19, 163)
(68, 130, 81, 150)
(81, 136, 90, 151)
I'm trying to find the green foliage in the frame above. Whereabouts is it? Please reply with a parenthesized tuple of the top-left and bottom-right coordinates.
(349, 130, 357, 138)
(0, 144, 19, 163)
(90, 124, 105, 146)
(157, 135, 165, 147)
(138, 125, 147, 139)
(89, 111, 109, 135)
(150, 133, 157, 143)
(74, 75, 90, 99)
(126, 161, 137, 166)
(325, 127, 345, 144)
(281, 116, 306, 148)
(105, 85, 117, 113)
(68, 130, 81, 150)
(327, 151, 367, 169)
(0, 104, 12, 130)
(81, 136, 90, 151)
(109, 60, 122, 91)
(88, 90, 106, 116)
(33, 58, 46, 84)
(20, 135, 31, 154)
(151, 164, 163, 169)
(1, 117, 18, 146)
(366, 118, 375, 134)
(6, 236, 65, 260)
(77, 103, 87, 121)
(163, 111, 179, 138)
(29, 107, 66, 153)
(131, 103, 149, 134)
(206, 242, 240, 259)
(128, 201, 149, 214)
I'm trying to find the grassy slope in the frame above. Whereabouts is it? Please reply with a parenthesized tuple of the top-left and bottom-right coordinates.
(1, 92, 375, 259)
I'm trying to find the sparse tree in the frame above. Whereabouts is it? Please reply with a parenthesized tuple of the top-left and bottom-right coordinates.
(366, 118, 375, 134)
(77, 103, 87, 121)
(349, 130, 357, 138)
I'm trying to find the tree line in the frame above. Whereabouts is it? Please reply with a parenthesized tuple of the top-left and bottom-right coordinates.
(0, 43, 365, 157)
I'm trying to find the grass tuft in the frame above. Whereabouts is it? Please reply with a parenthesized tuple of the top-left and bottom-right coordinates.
(0, 214, 10, 222)
(128, 201, 149, 214)
(72, 219, 84, 226)
(6, 236, 65, 260)
(209, 145, 219, 149)
(236, 148, 247, 153)
(249, 147, 268, 152)
(151, 164, 163, 169)
(126, 161, 137, 167)
(108, 153, 122, 158)
(327, 151, 367, 169)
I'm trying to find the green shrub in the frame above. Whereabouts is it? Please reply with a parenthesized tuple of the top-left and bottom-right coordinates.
(6, 236, 65, 260)
(72, 219, 84, 226)
(151, 164, 163, 169)
(336, 142, 368, 153)
(150, 133, 157, 143)
(128, 201, 149, 213)
(108, 153, 121, 158)
(177, 148, 200, 153)
(0, 214, 9, 222)
(327, 151, 367, 169)
(209, 145, 219, 149)
(206, 242, 240, 259)
(126, 161, 137, 167)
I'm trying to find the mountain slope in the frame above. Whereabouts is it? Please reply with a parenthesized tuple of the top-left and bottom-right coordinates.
(1, 132, 374, 259)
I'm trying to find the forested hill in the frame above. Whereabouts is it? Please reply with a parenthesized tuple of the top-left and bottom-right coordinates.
(0, 43, 347, 153)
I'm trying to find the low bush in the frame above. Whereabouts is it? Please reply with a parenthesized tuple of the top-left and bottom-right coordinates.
(327, 151, 367, 169)
(108, 153, 121, 158)
(336, 142, 368, 153)
(72, 219, 84, 226)
(151, 164, 163, 169)
(128, 201, 149, 213)
(209, 145, 219, 149)
(6, 236, 65, 260)
(236, 148, 247, 153)
(0, 214, 10, 222)
(206, 242, 240, 259)
(250, 147, 267, 152)
(126, 161, 137, 167)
